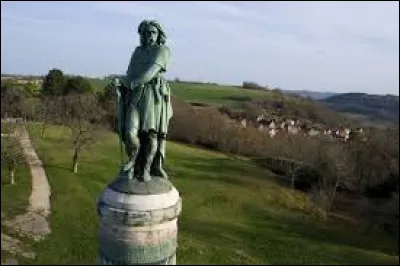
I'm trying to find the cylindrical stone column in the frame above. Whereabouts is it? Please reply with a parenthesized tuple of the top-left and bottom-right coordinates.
(97, 177, 182, 265)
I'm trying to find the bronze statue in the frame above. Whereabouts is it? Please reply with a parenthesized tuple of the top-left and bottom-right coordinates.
(113, 20, 172, 182)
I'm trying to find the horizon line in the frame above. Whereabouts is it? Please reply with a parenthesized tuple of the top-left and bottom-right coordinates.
(1, 72, 399, 97)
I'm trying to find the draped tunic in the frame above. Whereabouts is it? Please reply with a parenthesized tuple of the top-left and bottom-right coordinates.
(119, 44, 173, 135)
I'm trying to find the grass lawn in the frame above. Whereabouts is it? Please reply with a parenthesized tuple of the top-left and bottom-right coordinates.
(1, 133, 31, 218)
(26, 123, 398, 264)
(1, 121, 16, 135)
(1, 162, 31, 218)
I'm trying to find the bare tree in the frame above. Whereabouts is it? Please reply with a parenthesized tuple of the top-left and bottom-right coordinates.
(325, 143, 354, 211)
(287, 136, 304, 189)
(36, 96, 60, 138)
(59, 93, 105, 173)
(20, 97, 38, 122)
(1, 122, 25, 185)
(347, 127, 399, 195)
(1, 86, 27, 119)
(279, 134, 317, 190)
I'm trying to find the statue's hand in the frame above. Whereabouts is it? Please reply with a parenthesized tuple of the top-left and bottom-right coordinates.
(110, 77, 120, 88)
(114, 80, 121, 97)
(130, 81, 144, 91)
(115, 87, 121, 98)
(109, 78, 121, 96)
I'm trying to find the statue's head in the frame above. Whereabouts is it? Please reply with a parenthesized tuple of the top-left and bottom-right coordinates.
(138, 20, 167, 47)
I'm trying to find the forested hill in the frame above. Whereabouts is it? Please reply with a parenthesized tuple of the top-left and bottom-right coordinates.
(321, 93, 399, 124)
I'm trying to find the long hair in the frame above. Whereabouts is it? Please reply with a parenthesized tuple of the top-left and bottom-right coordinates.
(138, 20, 167, 46)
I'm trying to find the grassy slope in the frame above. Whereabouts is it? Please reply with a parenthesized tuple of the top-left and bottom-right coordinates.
(169, 82, 279, 108)
(25, 123, 398, 264)
(88, 78, 287, 109)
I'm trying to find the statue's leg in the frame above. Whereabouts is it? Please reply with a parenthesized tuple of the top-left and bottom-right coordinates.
(121, 108, 140, 179)
(150, 133, 168, 179)
(140, 130, 158, 182)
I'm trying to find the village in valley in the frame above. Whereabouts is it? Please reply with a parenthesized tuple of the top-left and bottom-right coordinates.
(234, 114, 364, 141)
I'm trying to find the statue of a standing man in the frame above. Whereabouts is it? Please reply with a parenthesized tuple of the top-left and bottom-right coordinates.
(115, 20, 173, 182)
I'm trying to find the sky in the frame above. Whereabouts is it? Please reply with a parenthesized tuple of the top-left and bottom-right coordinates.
(1, 1, 399, 95)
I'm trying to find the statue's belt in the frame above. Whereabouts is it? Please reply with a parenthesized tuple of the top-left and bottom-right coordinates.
(125, 77, 169, 104)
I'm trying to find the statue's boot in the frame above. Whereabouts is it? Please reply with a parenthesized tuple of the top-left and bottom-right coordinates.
(150, 136, 168, 179)
(140, 132, 158, 182)
(120, 154, 138, 179)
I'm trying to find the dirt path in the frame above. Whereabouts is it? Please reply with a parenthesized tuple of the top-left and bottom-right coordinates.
(1, 122, 52, 264)
(17, 125, 51, 218)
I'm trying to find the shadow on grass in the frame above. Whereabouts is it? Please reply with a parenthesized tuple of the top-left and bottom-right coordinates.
(250, 157, 293, 184)
(180, 203, 398, 264)
(243, 203, 399, 257)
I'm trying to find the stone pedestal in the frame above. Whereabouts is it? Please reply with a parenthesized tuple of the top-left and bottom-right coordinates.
(97, 177, 182, 265)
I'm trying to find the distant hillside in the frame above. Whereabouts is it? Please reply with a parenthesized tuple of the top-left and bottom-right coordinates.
(321, 93, 399, 124)
(282, 90, 339, 100)
(87, 78, 352, 128)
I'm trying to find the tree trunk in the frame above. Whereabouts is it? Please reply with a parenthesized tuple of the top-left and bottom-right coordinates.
(291, 171, 295, 189)
(328, 177, 340, 212)
(291, 163, 298, 190)
(10, 168, 15, 185)
(41, 122, 47, 138)
(72, 149, 79, 174)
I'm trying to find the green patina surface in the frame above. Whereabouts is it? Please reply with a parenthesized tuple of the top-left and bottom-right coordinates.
(108, 176, 173, 195)
(114, 19, 173, 183)
(99, 236, 177, 264)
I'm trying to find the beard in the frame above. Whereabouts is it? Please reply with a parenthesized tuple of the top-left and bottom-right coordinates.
(145, 37, 156, 45)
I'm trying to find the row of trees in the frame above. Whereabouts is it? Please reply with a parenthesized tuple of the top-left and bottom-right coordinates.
(1, 69, 106, 175)
(170, 99, 399, 236)
(168, 97, 399, 209)
(1, 69, 93, 98)
(41, 69, 93, 96)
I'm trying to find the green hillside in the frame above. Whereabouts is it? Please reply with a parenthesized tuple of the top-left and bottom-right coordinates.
(89, 78, 346, 127)
(169, 82, 281, 108)
(19, 123, 398, 264)
(89, 78, 282, 108)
